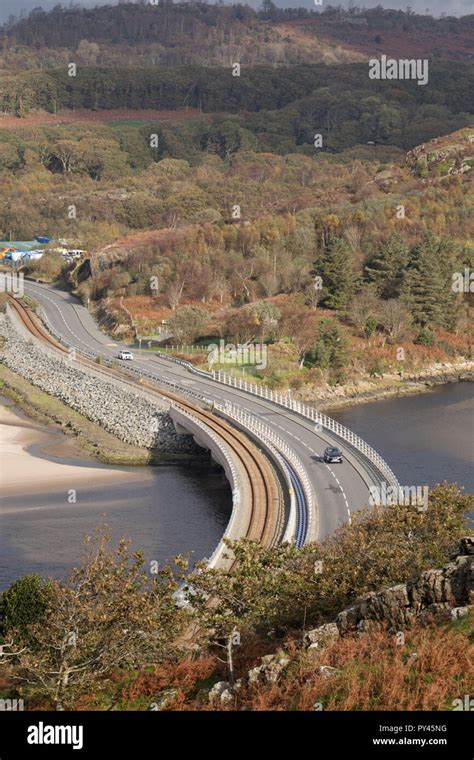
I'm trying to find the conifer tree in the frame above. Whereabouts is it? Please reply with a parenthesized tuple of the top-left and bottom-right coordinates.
(363, 233, 409, 299)
(403, 233, 463, 328)
(314, 236, 358, 312)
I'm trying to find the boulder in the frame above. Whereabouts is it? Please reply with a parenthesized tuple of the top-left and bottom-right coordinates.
(149, 689, 178, 711)
(305, 623, 340, 648)
(208, 681, 234, 705)
(248, 654, 290, 686)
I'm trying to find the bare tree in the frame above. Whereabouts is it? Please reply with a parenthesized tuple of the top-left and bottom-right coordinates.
(165, 278, 186, 311)
(378, 299, 412, 341)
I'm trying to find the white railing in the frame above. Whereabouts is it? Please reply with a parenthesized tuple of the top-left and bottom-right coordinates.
(155, 351, 399, 488)
(212, 369, 400, 489)
(23, 303, 317, 544)
(34, 302, 398, 495)
(215, 401, 315, 545)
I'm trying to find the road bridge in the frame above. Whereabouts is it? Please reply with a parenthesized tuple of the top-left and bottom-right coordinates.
(19, 280, 399, 541)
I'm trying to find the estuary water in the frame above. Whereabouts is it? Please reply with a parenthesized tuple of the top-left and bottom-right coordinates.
(1, 382, 472, 590)
(331, 381, 474, 493)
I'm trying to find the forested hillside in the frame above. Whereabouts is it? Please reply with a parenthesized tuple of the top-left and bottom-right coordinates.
(1, 3, 472, 390)
(1, 63, 472, 154)
(1, 4, 472, 69)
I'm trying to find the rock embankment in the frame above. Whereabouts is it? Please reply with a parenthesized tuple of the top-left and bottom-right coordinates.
(298, 361, 474, 411)
(0, 313, 200, 455)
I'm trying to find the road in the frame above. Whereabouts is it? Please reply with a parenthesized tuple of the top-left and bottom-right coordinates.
(22, 280, 385, 540)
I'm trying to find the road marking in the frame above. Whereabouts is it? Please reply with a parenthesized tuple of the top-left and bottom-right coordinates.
(325, 463, 351, 520)
(27, 282, 356, 525)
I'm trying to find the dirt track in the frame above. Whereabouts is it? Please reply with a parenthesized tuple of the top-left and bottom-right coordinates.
(0, 108, 210, 129)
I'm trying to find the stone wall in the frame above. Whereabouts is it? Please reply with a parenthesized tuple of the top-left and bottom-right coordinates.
(0, 312, 200, 455)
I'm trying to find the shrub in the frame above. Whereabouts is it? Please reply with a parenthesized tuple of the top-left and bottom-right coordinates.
(1, 575, 49, 640)
(415, 328, 435, 346)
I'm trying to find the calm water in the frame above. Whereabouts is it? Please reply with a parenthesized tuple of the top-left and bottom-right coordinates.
(1, 382, 472, 590)
(331, 381, 474, 492)
(0, 464, 232, 590)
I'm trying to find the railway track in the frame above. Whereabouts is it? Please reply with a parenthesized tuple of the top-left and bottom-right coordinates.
(7, 296, 284, 552)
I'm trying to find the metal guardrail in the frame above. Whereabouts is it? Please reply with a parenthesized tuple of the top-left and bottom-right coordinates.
(215, 402, 314, 546)
(155, 351, 214, 379)
(33, 303, 398, 536)
(27, 305, 314, 545)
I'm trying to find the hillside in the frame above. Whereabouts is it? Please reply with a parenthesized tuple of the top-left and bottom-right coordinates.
(1, 4, 472, 71)
(5, 124, 471, 394)
(284, 11, 474, 61)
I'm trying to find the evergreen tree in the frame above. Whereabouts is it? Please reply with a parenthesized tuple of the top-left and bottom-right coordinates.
(436, 237, 465, 330)
(403, 233, 463, 328)
(363, 233, 409, 299)
(314, 236, 358, 312)
(309, 317, 351, 383)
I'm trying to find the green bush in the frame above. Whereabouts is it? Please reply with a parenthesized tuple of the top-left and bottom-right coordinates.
(1, 575, 49, 640)
(415, 328, 436, 346)
(415, 159, 429, 178)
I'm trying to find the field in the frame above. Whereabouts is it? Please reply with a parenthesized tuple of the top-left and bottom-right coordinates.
(0, 107, 210, 129)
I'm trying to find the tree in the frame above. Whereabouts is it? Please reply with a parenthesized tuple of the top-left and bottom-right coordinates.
(76, 39, 100, 66)
(6, 532, 185, 709)
(183, 484, 471, 649)
(27, 253, 65, 282)
(225, 306, 260, 344)
(314, 237, 358, 312)
(309, 317, 351, 383)
(402, 233, 462, 329)
(363, 233, 409, 299)
(47, 140, 81, 174)
(168, 305, 210, 344)
(78, 137, 129, 181)
(349, 284, 381, 337)
(0, 143, 21, 172)
(378, 299, 412, 341)
(249, 301, 281, 344)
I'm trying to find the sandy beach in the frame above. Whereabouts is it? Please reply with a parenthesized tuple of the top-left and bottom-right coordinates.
(0, 403, 139, 499)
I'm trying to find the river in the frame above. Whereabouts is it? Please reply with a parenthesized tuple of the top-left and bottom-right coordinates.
(331, 381, 474, 492)
(1, 382, 472, 590)
(0, 400, 232, 589)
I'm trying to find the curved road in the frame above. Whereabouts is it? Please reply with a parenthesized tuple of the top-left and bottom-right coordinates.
(22, 280, 384, 540)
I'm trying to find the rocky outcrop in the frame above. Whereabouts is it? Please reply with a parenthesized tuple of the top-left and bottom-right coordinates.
(149, 689, 178, 711)
(247, 653, 291, 686)
(334, 537, 473, 635)
(0, 313, 200, 455)
(208, 681, 234, 706)
(406, 128, 474, 178)
(237, 539, 473, 695)
(304, 622, 340, 649)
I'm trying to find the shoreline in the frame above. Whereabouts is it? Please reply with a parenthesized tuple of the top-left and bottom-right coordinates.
(299, 362, 474, 413)
(0, 363, 205, 466)
(0, 403, 142, 499)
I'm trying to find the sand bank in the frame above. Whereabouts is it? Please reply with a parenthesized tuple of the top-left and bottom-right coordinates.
(0, 404, 138, 498)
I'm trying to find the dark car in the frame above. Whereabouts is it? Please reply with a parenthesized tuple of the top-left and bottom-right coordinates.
(323, 446, 343, 463)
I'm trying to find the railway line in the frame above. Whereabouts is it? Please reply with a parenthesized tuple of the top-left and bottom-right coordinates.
(7, 296, 286, 558)
(11, 279, 399, 540)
